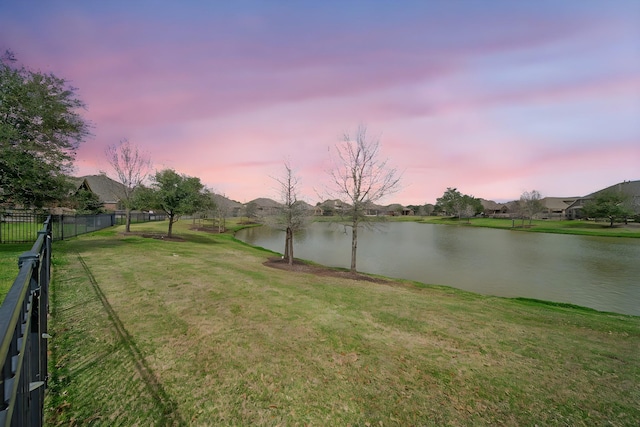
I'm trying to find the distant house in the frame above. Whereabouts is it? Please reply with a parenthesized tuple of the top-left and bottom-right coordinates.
(315, 199, 348, 216)
(385, 203, 406, 216)
(566, 180, 640, 219)
(479, 199, 506, 217)
(211, 194, 244, 217)
(72, 175, 127, 211)
(245, 198, 282, 216)
(539, 197, 578, 219)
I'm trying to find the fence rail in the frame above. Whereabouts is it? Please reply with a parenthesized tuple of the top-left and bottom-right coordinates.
(0, 217, 51, 426)
(50, 213, 115, 242)
(114, 211, 166, 226)
(1, 211, 166, 244)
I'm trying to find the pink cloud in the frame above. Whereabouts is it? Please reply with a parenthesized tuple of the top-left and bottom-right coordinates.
(3, 2, 638, 206)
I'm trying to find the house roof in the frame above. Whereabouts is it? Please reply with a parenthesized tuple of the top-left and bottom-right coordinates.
(293, 200, 314, 210)
(76, 175, 127, 203)
(587, 180, 640, 198)
(246, 197, 282, 209)
(385, 203, 404, 211)
(540, 197, 577, 211)
(211, 193, 243, 209)
(318, 199, 351, 208)
(565, 180, 640, 211)
(479, 199, 503, 211)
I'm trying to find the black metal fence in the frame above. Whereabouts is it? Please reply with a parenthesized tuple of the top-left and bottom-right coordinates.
(50, 213, 116, 242)
(0, 216, 51, 426)
(1, 210, 166, 244)
(114, 211, 166, 226)
(0, 211, 49, 244)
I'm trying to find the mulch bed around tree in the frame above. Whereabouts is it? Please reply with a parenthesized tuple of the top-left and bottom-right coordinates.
(263, 257, 389, 284)
(120, 232, 186, 242)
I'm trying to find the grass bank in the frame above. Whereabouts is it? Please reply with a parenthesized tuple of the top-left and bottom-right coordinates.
(0, 243, 31, 302)
(414, 216, 640, 238)
(45, 220, 640, 425)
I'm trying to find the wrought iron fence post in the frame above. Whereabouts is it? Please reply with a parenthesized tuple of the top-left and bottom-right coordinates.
(1, 216, 51, 426)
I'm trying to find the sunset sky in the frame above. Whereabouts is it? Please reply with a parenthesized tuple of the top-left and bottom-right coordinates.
(1, 1, 639, 205)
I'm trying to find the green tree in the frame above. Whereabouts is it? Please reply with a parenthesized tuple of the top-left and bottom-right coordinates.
(73, 189, 104, 214)
(436, 187, 462, 217)
(436, 188, 482, 221)
(460, 195, 482, 223)
(327, 124, 401, 272)
(146, 169, 212, 238)
(582, 190, 632, 227)
(0, 51, 90, 207)
(244, 201, 258, 221)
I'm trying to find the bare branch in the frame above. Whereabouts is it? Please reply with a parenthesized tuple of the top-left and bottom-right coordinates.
(326, 124, 402, 271)
(105, 139, 152, 231)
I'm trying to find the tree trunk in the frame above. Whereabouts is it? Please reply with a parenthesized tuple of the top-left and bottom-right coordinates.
(283, 227, 290, 262)
(168, 214, 174, 238)
(287, 227, 294, 266)
(350, 221, 358, 272)
(125, 207, 132, 233)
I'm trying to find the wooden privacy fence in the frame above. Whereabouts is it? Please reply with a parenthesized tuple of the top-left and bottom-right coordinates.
(0, 216, 51, 426)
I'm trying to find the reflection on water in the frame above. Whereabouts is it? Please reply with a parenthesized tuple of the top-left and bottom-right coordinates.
(236, 222, 640, 316)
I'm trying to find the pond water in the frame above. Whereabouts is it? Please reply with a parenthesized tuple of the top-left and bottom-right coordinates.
(236, 222, 640, 316)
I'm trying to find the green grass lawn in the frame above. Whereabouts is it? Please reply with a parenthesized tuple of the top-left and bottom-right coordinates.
(0, 243, 31, 303)
(1, 221, 41, 243)
(45, 220, 640, 425)
(414, 216, 640, 238)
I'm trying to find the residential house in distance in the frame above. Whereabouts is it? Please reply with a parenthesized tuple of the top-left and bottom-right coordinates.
(211, 193, 244, 217)
(314, 199, 348, 216)
(566, 180, 640, 219)
(480, 197, 577, 219)
(539, 197, 578, 219)
(479, 199, 508, 217)
(384, 203, 414, 216)
(245, 198, 282, 217)
(71, 175, 127, 211)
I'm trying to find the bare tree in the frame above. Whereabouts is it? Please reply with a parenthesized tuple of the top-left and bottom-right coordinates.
(328, 125, 401, 272)
(519, 190, 544, 226)
(106, 139, 151, 232)
(211, 193, 237, 233)
(273, 162, 307, 265)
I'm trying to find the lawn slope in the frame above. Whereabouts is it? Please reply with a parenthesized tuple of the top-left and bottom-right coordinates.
(45, 221, 640, 426)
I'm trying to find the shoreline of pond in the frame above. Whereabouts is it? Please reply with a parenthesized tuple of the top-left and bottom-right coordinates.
(233, 221, 640, 317)
(405, 216, 640, 238)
